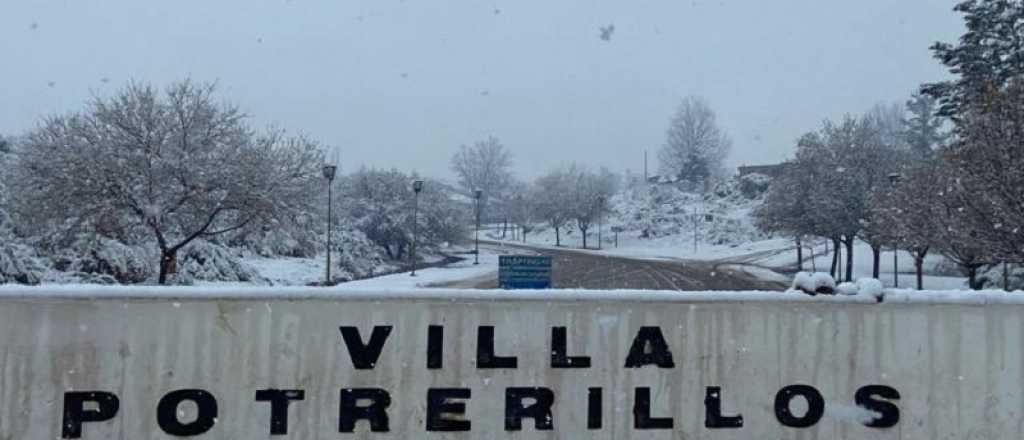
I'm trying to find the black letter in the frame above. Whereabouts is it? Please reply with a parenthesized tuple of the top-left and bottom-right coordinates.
(339, 326, 392, 369)
(62, 391, 119, 439)
(505, 387, 555, 431)
(426, 388, 471, 431)
(587, 388, 602, 430)
(255, 389, 304, 435)
(477, 326, 518, 368)
(551, 326, 591, 368)
(704, 386, 743, 428)
(624, 327, 675, 368)
(774, 384, 824, 428)
(855, 385, 900, 428)
(427, 325, 443, 369)
(633, 387, 673, 429)
(339, 388, 391, 432)
(157, 389, 218, 436)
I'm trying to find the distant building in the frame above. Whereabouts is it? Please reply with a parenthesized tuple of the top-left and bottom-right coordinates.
(737, 163, 788, 178)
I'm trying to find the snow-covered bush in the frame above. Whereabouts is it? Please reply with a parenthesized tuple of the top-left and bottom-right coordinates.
(855, 278, 884, 300)
(0, 235, 45, 285)
(738, 173, 772, 199)
(51, 235, 152, 284)
(977, 264, 1024, 291)
(231, 213, 321, 258)
(174, 240, 261, 284)
(791, 272, 835, 295)
(835, 282, 859, 296)
(331, 228, 386, 282)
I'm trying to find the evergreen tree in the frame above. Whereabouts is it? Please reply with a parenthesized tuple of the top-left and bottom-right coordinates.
(923, 0, 1024, 118)
(903, 93, 947, 158)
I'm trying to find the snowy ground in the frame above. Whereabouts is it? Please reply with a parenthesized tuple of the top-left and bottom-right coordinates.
(193, 245, 496, 288)
(337, 249, 502, 289)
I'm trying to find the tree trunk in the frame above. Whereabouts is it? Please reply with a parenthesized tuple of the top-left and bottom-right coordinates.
(158, 249, 176, 285)
(555, 226, 561, 246)
(968, 265, 979, 290)
(1004, 262, 1010, 292)
(844, 238, 854, 282)
(915, 256, 924, 290)
(809, 243, 816, 272)
(158, 251, 170, 285)
(795, 236, 803, 271)
(581, 228, 588, 249)
(502, 218, 508, 238)
(871, 245, 881, 279)
(830, 237, 840, 277)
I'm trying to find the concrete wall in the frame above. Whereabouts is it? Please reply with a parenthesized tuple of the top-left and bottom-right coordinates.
(0, 287, 1020, 439)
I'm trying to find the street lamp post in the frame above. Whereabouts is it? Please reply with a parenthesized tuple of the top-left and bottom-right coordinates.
(410, 180, 424, 277)
(888, 172, 901, 287)
(474, 189, 482, 265)
(322, 164, 338, 285)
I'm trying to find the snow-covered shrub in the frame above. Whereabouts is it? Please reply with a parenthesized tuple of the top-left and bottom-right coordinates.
(229, 211, 321, 258)
(738, 173, 772, 199)
(52, 235, 152, 284)
(791, 272, 835, 295)
(855, 278, 884, 300)
(331, 228, 386, 282)
(977, 264, 1024, 291)
(0, 235, 45, 285)
(835, 282, 859, 296)
(175, 240, 261, 283)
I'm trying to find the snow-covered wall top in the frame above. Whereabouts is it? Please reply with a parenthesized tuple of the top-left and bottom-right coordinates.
(0, 284, 1019, 305)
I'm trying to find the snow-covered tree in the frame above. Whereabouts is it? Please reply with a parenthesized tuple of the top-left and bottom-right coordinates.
(904, 93, 947, 158)
(931, 169, 989, 289)
(886, 162, 947, 290)
(449, 136, 512, 224)
(568, 166, 617, 249)
(942, 80, 1024, 262)
(658, 96, 731, 185)
(342, 168, 466, 261)
(532, 167, 575, 246)
(508, 190, 537, 242)
(923, 0, 1024, 118)
(759, 112, 908, 281)
(9, 80, 322, 284)
(754, 162, 814, 270)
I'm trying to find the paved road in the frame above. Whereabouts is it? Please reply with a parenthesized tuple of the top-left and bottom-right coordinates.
(441, 241, 789, 291)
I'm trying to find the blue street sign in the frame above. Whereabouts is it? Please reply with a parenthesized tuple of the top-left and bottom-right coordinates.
(499, 255, 552, 289)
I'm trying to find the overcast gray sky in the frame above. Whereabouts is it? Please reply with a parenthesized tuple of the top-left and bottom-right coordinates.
(2, 0, 963, 180)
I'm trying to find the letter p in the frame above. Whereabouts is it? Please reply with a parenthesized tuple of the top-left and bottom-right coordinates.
(62, 391, 120, 438)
